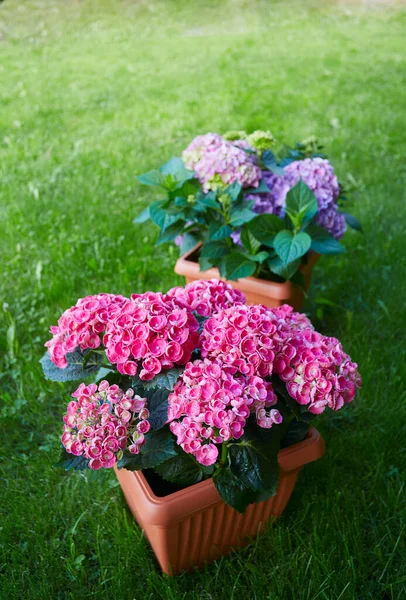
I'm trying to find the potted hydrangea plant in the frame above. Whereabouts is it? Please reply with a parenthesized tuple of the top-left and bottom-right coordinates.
(42, 279, 361, 575)
(134, 131, 361, 309)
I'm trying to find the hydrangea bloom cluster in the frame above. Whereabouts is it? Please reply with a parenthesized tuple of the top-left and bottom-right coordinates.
(61, 381, 150, 469)
(247, 170, 290, 218)
(45, 293, 127, 369)
(251, 157, 345, 239)
(182, 133, 261, 192)
(274, 329, 362, 414)
(200, 304, 281, 378)
(168, 358, 282, 465)
(103, 292, 199, 380)
(166, 279, 246, 317)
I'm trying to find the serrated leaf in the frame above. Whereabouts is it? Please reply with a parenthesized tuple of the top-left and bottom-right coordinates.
(228, 442, 279, 494)
(213, 467, 257, 514)
(224, 181, 242, 201)
(40, 348, 102, 382)
(159, 157, 194, 183)
(261, 150, 285, 176)
(307, 225, 346, 255)
(225, 253, 257, 280)
(117, 430, 177, 470)
(149, 200, 168, 228)
(249, 250, 269, 263)
(133, 206, 150, 224)
(199, 255, 215, 272)
(137, 366, 183, 391)
(267, 256, 300, 280)
(55, 448, 89, 470)
(229, 207, 256, 227)
(341, 211, 362, 232)
(196, 191, 219, 210)
(144, 388, 169, 430)
(246, 214, 285, 245)
(245, 178, 271, 194)
(285, 180, 318, 225)
(156, 221, 185, 245)
(280, 420, 309, 449)
(137, 170, 166, 188)
(180, 233, 200, 254)
(274, 230, 311, 264)
(240, 227, 261, 253)
(209, 224, 232, 241)
(154, 451, 205, 485)
(200, 240, 230, 259)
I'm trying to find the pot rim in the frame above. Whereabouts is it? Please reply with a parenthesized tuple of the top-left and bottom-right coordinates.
(116, 426, 325, 524)
(174, 244, 319, 299)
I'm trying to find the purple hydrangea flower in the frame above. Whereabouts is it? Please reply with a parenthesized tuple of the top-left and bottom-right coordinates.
(247, 158, 345, 239)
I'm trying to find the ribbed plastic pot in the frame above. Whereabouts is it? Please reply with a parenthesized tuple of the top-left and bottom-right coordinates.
(174, 245, 319, 310)
(115, 426, 325, 575)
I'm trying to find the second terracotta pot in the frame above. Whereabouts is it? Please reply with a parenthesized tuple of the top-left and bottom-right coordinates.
(174, 245, 319, 310)
(115, 426, 325, 575)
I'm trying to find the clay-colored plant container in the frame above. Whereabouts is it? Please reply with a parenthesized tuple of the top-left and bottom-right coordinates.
(115, 426, 325, 575)
(174, 245, 319, 310)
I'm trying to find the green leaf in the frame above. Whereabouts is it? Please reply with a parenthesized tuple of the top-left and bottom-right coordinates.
(224, 181, 242, 201)
(40, 348, 102, 383)
(199, 255, 215, 272)
(249, 250, 269, 263)
(55, 448, 89, 471)
(156, 221, 185, 245)
(228, 442, 279, 494)
(159, 157, 194, 183)
(144, 388, 169, 430)
(280, 420, 309, 449)
(225, 253, 257, 280)
(229, 207, 256, 227)
(245, 178, 271, 194)
(341, 211, 363, 232)
(261, 150, 285, 176)
(196, 191, 219, 210)
(154, 451, 205, 485)
(308, 225, 346, 255)
(267, 256, 300, 280)
(137, 169, 166, 188)
(209, 224, 232, 241)
(274, 230, 311, 264)
(200, 240, 230, 259)
(246, 214, 285, 245)
(117, 430, 177, 470)
(133, 206, 150, 224)
(285, 180, 318, 224)
(180, 233, 200, 254)
(213, 467, 257, 514)
(136, 366, 183, 391)
(240, 227, 261, 253)
(149, 200, 168, 228)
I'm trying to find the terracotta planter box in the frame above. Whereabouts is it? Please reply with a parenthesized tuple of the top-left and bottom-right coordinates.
(174, 246, 319, 310)
(115, 426, 325, 575)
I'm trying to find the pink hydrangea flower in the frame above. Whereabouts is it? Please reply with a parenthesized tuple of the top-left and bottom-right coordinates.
(46, 291, 199, 382)
(103, 292, 199, 380)
(45, 293, 127, 369)
(182, 133, 261, 192)
(199, 303, 312, 378)
(61, 381, 150, 469)
(166, 279, 246, 317)
(168, 358, 281, 465)
(274, 329, 362, 414)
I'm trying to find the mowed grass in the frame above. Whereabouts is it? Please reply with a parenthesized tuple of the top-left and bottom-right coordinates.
(0, 1, 405, 598)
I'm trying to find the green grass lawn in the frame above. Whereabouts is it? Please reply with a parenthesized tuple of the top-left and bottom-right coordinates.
(1, 1, 405, 598)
